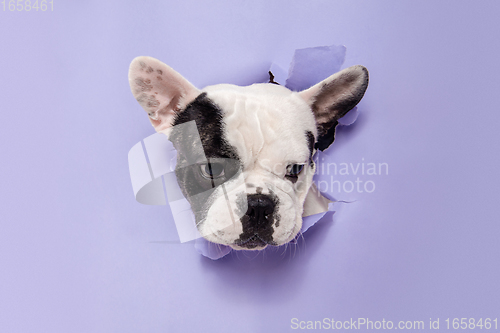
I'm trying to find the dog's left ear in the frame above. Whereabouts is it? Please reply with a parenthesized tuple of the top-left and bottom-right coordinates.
(128, 56, 200, 132)
(299, 65, 369, 151)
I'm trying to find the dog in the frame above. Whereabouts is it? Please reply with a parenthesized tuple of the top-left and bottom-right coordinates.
(128, 56, 368, 250)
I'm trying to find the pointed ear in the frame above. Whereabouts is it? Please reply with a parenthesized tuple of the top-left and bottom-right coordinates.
(128, 56, 201, 132)
(299, 65, 369, 150)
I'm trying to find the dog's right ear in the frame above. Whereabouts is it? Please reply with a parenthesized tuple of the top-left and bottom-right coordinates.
(128, 56, 200, 132)
(299, 65, 369, 151)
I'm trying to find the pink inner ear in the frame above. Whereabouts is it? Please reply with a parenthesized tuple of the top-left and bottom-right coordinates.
(128, 56, 200, 131)
(298, 87, 318, 104)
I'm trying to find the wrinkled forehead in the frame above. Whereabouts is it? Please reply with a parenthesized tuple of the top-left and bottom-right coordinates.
(203, 83, 317, 166)
(203, 83, 314, 118)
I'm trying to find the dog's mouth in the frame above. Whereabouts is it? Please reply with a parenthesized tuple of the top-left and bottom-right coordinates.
(233, 234, 274, 250)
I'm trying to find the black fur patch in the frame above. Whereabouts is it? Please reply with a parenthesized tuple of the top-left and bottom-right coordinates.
(306, 130, 314, 156)
(315, 121, 338, 151)
(172, 93, 238, 160)
(169, 93, 240, 223)
(306, 130, 315, 167)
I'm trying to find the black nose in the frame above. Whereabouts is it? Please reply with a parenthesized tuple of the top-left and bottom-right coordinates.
(245, 194, 275, 227)
(236, 194, 278, 248)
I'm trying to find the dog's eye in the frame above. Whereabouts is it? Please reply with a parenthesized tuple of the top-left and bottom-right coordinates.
(286, 164, 304, 177)
(199, 163, 225, 179)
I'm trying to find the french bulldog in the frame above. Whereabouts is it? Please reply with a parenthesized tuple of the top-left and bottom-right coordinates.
(128, 57, 368, 250)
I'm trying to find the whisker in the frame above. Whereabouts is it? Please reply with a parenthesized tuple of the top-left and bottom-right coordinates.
(299, 231, 306, 256)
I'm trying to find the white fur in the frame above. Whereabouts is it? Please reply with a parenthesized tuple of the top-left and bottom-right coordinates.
(198, 84, 318, 249)
(129, 56, 368, 251)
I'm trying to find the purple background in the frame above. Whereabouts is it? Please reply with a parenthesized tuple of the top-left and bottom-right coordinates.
(1, 1, 500, 332)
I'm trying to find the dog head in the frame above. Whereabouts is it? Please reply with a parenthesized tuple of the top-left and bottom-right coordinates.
(129, 56, 368, 250)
